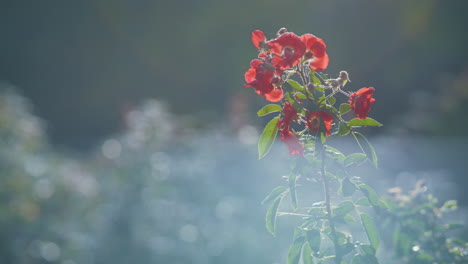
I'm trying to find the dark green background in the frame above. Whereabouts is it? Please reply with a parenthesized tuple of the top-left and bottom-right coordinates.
(1, 0, 467, 149)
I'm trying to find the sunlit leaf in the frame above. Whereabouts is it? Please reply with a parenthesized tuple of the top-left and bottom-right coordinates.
(306, 229, 321, 253)
(339, 103, 351, 115)
(287, 236, 306, 264)
(266, 193, 286, 236)
(289, 173, 298, 210)
(353, 132, 378, 168)
(262, 186, 288, 205)
(295, 93, 308, 100)
(348, 118, 382, 127)
(257, 104, 282, 117)
(344, 153, 367, 166)
(302, 243, 313, 264)
(310, 71, 322, 86)
(288, 80, 305, 92)
(258, 116, 280, 159)
(360, 213, 380, 252)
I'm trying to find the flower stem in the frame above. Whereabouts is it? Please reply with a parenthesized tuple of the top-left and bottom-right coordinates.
(320, 145, 342, 264)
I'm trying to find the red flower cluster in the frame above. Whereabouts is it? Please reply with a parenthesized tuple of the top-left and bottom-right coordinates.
(245, 29, 378, 157)
(349, 87, 376, 120)
(244, 30, 329, 102)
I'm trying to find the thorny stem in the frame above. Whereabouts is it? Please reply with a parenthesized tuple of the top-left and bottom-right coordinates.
(320, 145, 342, 264)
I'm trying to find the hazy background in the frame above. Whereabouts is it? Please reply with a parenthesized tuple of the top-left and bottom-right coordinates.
(0, 0, 468, 263)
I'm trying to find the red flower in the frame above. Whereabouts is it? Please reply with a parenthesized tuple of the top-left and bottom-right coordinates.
(306, 110, 334, 136)
(300, 34, 329, 72)
(251, 30, 267, 49)
(349, 87, 376, 120)
(279, 129, 304, 156)
(244, 59, 284, 102)
(268, 33, 306, 70)
(277, 101, 297, 130)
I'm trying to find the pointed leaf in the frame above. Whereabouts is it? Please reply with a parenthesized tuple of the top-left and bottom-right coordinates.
(266, 194, 285, 236)
(258, 116, 280, 159)
(360, 213, 380, 252)
(262, 186, 288, 205)
(289, 173, 298, 210)
(288, 80, 305, 92)
(287, 236, 306, 264)
(257, 104, 282, 116)
(339, 103, 351, 115)
(328, 96, 336, 106)
(353, 132, 378, 168)
(348, 118, 383, 127)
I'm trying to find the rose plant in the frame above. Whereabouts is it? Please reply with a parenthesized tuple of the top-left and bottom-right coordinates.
(245, 28, 382, 264)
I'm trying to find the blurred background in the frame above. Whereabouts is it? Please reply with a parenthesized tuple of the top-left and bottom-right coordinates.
(0, 0, 467, 263)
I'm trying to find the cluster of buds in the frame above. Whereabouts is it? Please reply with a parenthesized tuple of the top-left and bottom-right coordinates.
(244, 28, 377, 157)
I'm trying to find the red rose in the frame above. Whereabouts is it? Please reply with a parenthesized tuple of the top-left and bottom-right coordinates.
(268, 33, 306, 70)
(244, 59, 283, 102)
(306, 110, 334, 136)
(300, 34, 329, 72)
(349, 87, 376, 120)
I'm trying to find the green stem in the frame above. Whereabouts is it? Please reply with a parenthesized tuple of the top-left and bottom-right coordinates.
(320, 145, 342, 264)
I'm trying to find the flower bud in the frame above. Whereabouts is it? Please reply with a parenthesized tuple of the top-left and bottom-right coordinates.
(307, 83, 315, 93)
(339, 71, 350, 82)
(276, 27, 288, 36)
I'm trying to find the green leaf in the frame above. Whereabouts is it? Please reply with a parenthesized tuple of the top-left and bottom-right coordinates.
(353, 132, 378, 168)
(344, 214, 356, 223)
(289, 173, 298, 210)
(360, 213, 380, 252)
(306, 229, 321, 253)
(358, 184, 388, 210)
(334, 201, 355, 217)
(339, 103, 351, 115)
(328, 96, 336, 106)
(344, 153, 367, 166)
(258, 116, 280, 159)
(310, 71, 322, 86)
(287, 236, 306, 264)
(338, 122, 350, 136)
(257, 104, 282, 117)
(288, 80, 305, 92)
(356, 197, 371, 207)
(359, 244, 376, 256)
(348, 118, 383, 127)
(262, 186, 288, 205)
(302, 243, 313, 264)
(342, 178, 357, 197)
(266, 193, 286, 236)
(295, 93, 308, 100)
